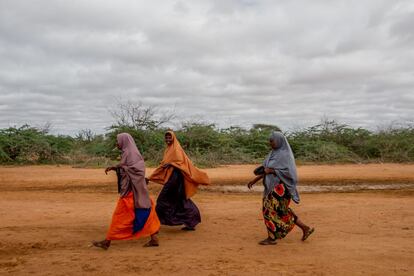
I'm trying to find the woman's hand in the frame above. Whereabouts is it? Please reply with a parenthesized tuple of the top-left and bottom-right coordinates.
(247, 180, 255, 189)
(247, 175, 264, 189)
(264, 167, 275, 174)
(105, 166, 116, 175)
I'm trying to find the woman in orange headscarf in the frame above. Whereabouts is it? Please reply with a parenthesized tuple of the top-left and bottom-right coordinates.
(92, 133, 160, 249)
(147, 130, 210, 231)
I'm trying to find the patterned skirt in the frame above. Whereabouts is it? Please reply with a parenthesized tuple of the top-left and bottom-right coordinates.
(262, 183, 296, 240)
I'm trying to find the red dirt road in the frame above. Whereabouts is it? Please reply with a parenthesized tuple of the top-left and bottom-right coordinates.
(0, 165, 413, 275)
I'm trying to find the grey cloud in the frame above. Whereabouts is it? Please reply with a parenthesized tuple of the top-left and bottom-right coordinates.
(0, 0, 413, 134)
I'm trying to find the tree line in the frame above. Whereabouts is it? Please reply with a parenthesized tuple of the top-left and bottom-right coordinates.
(1, 102, 413, 167)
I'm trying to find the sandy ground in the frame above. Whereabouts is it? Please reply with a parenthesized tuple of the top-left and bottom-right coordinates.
(1, 163, 414, 191)
(0, 165, 414, 275)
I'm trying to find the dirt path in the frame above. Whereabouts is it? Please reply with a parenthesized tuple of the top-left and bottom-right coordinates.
(0, 165, 413, 275)
(1, 163, 414, 191)
(0, 190, 413, 275)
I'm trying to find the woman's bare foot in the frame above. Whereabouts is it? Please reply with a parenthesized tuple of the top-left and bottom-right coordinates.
(258, 238, 277, 245)
(302, 227, 315, 241)
(92, 239, 111, 250)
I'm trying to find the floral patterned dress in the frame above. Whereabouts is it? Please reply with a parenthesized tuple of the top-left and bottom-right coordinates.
(262, 183, 296, 240)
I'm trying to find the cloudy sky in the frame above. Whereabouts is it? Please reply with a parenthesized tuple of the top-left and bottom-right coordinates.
(0, 0, 413, 134)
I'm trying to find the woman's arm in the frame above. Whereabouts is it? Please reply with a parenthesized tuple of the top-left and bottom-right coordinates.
(247, 174, 264, 189)
(264, 167, 276, 175)
(105, 166, 117, 174)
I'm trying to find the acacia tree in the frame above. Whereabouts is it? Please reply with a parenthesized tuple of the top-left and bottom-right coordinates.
(106, 100, 176, 162)
(109, 100, 175, 130)
(75, 129, 95, 142)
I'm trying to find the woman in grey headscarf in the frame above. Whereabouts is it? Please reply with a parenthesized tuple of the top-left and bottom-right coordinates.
(247, 131, 314, 245)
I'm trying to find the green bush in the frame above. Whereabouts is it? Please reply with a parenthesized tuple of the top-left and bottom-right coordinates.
(0, 125, 74, 163)
(1, 120, 413, 166)
(290, 140, 359, 162)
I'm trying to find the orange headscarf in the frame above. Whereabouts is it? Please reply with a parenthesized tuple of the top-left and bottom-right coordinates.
(148, 130, 210, 198)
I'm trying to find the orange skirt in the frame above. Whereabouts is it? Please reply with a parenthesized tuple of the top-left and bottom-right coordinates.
(106, 192, 160, 240)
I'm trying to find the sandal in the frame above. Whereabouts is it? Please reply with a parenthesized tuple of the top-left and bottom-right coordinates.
(181, 226, 196, 231)
(258, 238, 277, 245)
(302, 227, 315, 241)
(143, 240, 159, 247)
(92, 240, 110, 250)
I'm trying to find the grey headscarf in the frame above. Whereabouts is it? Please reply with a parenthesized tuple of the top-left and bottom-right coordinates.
(263, 131, 300, 203)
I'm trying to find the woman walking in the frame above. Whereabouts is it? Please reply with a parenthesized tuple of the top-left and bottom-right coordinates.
(147, 131, 210, 231)
(92, 133, 160, 249)
(247, 131, 314, 245)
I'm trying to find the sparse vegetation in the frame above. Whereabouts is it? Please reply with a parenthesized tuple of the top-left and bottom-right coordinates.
(1, 103, 413, 167)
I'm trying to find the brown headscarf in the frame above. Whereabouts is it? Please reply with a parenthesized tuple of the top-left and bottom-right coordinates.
(117, 133, 151, 209)
(148, 130, 210, 198)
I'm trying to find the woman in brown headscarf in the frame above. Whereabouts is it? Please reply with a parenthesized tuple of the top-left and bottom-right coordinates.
(92, 133, 160, 249)
(147, 130, 210, 231)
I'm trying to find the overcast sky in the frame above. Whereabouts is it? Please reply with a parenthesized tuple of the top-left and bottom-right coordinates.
(0, 0, 413, 135)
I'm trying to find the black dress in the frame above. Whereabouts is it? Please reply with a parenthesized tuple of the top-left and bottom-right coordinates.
(156, 168, 201, 228)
